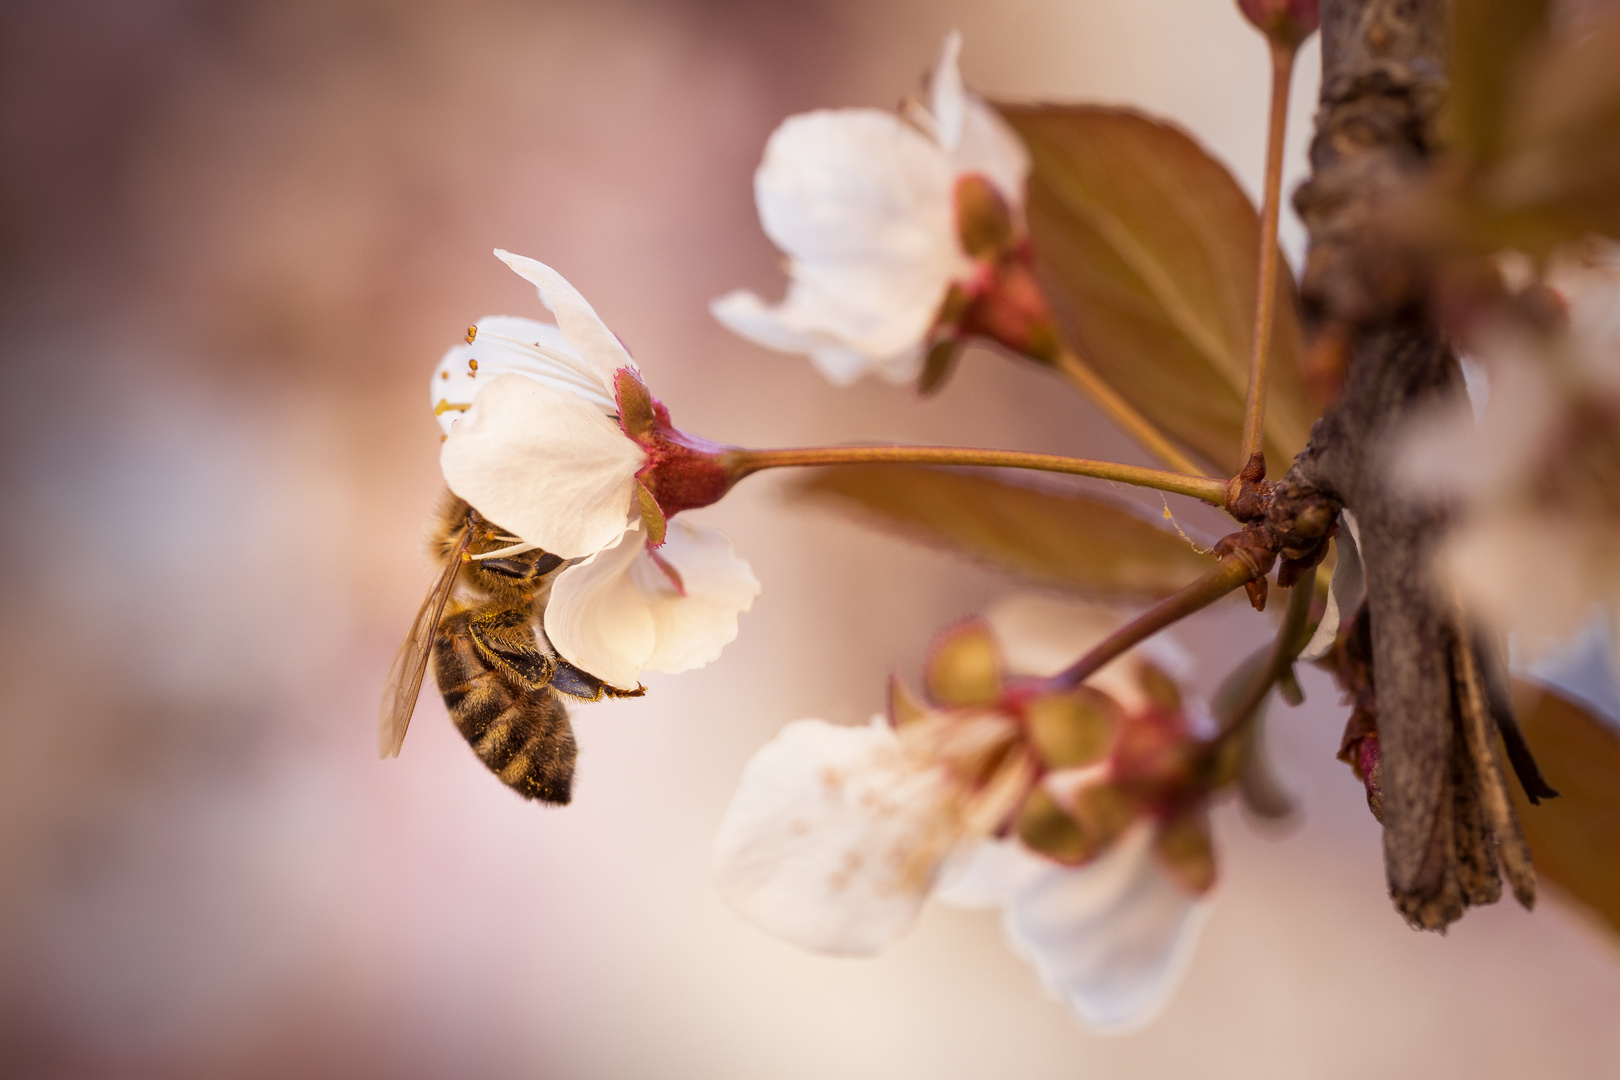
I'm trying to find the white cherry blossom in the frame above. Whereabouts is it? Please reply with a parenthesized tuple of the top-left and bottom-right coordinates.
(434, 250, 759, 690)
(934, 827, 1209, 1034)
(711, 31, 1030, 386)
(1398, 250, 1620, 670)
(709, 715, 973, 955)
(439, 250, 646, 559)
(545, 518, 761, 692)
(710, 594, 1213, 1032)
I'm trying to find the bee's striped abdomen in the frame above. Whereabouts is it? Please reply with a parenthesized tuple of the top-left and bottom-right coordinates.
(432, 610, 577, 805)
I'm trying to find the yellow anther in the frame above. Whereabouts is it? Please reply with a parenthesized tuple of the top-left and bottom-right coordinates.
(465, 325, 478, 344)
(434, 399, 471, 416)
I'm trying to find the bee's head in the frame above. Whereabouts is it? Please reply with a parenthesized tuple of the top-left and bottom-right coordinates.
(467, 514, 565, 601)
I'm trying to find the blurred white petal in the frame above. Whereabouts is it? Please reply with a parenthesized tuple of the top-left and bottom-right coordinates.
(934, 838, 1043, 910)
(1548, 246, 1620, 381)
(439, 374, 644, 559)
(950, 97, 1031, 210)
(1395, 349, 1554, 502)
(494, 250, 637, 389)
(813, 343, 920, 386)
(999, 825, 1211, 1034)
(1300, 510, 1363, 662)
(755, 110, 956, 271)
(431, 315, 615, 434)
(711, 717, 961, 955)
(928, 31, 966, 151)
(546, 527, 656, 691)
(709, 288, 915, 386)
(716, 108, 966, 381)
(546, 520, 760, 689)
(1443, 514, 1600, 664)
(923, 31, 1026, 205)
(635, 519, 762, 674)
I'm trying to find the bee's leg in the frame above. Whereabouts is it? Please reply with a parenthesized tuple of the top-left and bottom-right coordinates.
(478, 552, 565, 586)
(467, 606, 557, 690)
(551, 659, 646, 701)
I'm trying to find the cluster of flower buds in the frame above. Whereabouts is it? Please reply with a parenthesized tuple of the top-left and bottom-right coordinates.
(419, 21, 1324, 1032)
(900, 616, 1221, 895)
(710, 595, 1221, 1031)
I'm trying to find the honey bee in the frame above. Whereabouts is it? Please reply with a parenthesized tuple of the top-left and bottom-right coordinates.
(379, 493, 641, 803)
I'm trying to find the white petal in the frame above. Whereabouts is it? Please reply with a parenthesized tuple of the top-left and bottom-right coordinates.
(545, 526, 656, 691)
(1443, 514, 1601, 664)
(999, 825, 1211, 1034)
(718, 108, 967, 375)
(431, 315, 616, 434)
(440, 374, 645, 559)
(632, 519, 762, 674)
(710, 289, 855, 359)
(1395, 336, 1557, 504)
(923, 31, 1028, 207)
(757, 110, 955, 267)
(493, 250, 637, 391)
(951, 96, 1031, 211)
(928, 31, 967, 151)
(711, 717, 962, 955)
(711, 288, 923, 386)
(934, 838, 1045, 910)
(1301, 510, 1364, 661)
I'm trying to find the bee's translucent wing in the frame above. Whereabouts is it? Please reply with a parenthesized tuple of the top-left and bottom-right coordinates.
(379, 521, 471, 758)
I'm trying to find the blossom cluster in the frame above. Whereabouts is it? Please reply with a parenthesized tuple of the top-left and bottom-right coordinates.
(417, 29, 1298, 1035)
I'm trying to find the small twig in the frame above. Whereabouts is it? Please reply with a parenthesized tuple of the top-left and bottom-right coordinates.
(1049, 553, 1263, 690)
(1219, 567, 1317, 734)
(1238, 37, 1298, 468)
(724, 444, 1227, 504)
(1050, 345, 1209, 477)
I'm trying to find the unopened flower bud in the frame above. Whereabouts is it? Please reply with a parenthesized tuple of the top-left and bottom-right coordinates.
(1236, 0, 1320, 47)
(1336, 709, 1384, 823)
(955, 174, 1017, 261)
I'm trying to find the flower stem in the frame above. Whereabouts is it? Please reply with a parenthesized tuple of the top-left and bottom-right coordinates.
(1238, 38, 1298, 468)
(724, 445, 1228, 504)
(1051, 346, 1209, 477)
(1218, 566, 1315, 731)
(1048, 553, 1264, 690)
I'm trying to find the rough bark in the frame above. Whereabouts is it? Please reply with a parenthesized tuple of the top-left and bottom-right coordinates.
(1283, 0, 1537, 928)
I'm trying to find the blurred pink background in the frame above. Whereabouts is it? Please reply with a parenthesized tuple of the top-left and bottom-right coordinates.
(2, 1, 1617, 1076)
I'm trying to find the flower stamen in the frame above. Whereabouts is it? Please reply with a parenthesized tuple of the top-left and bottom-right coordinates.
(468, 539, 541, 560)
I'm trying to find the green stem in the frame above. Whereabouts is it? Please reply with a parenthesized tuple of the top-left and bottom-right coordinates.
(1239, 38, 1298, 467)
(1219, 568, 1315, 731)
(1049, 554, 1263, 690)
(724, 445, 1227, 505)
(1050, 346, 1209, 477)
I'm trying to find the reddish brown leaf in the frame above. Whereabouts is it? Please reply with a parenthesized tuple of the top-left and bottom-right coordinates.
(1445, 0, 1550, 167)
(798, 465, 1212, 600)
(1476, 13, 1620, 251)
(999, 105, 1313, 478)
(1510, 680, 1620, 937)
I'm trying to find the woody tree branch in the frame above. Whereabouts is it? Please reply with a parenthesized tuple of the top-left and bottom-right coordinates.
(1273, 0, 1536, 929)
